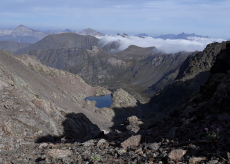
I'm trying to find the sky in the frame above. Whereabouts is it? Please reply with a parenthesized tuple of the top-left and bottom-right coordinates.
(0, 0, 229, 39)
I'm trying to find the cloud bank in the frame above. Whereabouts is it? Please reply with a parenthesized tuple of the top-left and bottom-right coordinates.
(97, 35, 226, 54)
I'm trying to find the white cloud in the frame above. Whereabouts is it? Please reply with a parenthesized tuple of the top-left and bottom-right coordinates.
(97, 35, 226, 54)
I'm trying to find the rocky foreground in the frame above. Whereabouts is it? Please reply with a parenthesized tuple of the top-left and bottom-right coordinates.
(2, 69, 230, 164)
(1, 42, 230, 163)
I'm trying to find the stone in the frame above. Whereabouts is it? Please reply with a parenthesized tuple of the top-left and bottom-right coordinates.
(227, 152, 230, 159)
(83, 140, 95, 147)
(124, 116, 139, 125)
(94, 87, 111, 97)
(121, 135, 142, 149)
(189, 157, 206, 164)
(110, 89, 137, 108)
(149, 142, 161, 151)
(168, 149, 186, 160)
(206, 160, 218, 164)
(39, 143, 48, 149)
(97, 139, 108, 147)
(135, 148, 143, 154)
(124, 116, 143, 133)
(47, 149, 72, 159)
(126, 125, 140, 133)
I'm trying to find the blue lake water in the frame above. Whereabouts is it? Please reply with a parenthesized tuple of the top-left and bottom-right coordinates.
(85, 95, 113, 108)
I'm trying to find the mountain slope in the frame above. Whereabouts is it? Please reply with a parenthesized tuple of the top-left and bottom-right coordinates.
(0, 49, 113, 151)
(0, 41, 31, 53)
(149, 41, 230, 112)
(27, 45, 190, 103)
(15, 33, 100, 55)
(176, 42, 228, 80)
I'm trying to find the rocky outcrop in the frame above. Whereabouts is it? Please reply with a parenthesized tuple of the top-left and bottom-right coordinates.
(110, 89, 137, 109)
(176, 41, 229, 80)
(124, 116, 144, 133)
(149, 41, 230, 112)
(94, 86, 111, 97)
(95, 107, 115, 122)
(15, 33, 100, 55)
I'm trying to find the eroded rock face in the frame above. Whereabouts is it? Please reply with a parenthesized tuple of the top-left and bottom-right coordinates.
(110, 89, 137, 109)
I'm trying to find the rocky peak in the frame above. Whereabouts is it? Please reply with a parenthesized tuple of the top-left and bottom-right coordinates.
(80, 28, 105, 36)
(210, 41, 230, 75)
(176, 41, 229, 80)
(14, 25, 33, 32)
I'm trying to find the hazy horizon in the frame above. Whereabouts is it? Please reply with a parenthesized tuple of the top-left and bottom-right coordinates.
(0, 24, 216, 38)
(1, 0, 230, 39)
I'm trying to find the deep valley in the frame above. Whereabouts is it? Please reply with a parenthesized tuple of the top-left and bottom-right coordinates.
(0, 25, 230, 163)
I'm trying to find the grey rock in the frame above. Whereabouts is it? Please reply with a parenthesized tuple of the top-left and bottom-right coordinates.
(168, 149, 187, 160)
(110, 89, 137, 108)
(149, 142, 161, 151)
(206, 160, 219, 164)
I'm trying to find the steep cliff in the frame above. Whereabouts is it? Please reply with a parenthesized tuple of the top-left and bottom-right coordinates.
(149, 41, 230, 112)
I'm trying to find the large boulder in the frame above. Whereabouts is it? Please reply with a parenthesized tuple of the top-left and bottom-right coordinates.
(110, 89, 137, 109)
(124, 116, 144, 133)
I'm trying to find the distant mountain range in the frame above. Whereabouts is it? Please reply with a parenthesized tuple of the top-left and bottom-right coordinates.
(1, 24, 212, 46)
(136, 32, 209, 39)
(0, 25, 105, 43)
